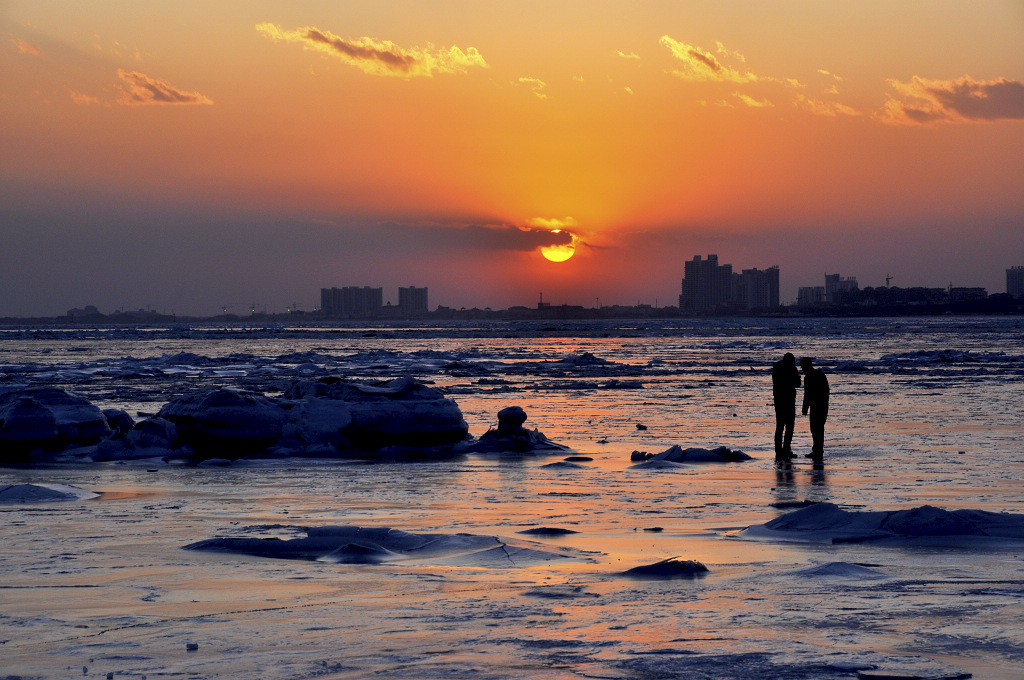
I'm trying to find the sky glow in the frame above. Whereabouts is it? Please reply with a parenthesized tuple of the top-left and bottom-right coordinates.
(1, 1, 1022, 315)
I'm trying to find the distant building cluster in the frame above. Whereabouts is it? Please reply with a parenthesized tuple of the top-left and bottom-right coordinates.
(679, 254, 780, 313)
(320, 286, 428, 318)
(798, 273, 859, 306)
(798, 272, 991, 309)
(63, 305, 173, 323)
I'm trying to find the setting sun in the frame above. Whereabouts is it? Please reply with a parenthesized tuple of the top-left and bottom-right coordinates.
(0, 1, 1021, 315)
(540, 230, 576, 262)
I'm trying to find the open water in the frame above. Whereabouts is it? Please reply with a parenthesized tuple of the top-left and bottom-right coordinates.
(2, 316, 1023, 679)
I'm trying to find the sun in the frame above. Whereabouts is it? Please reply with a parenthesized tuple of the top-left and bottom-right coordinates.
(540, 230, 576, 262)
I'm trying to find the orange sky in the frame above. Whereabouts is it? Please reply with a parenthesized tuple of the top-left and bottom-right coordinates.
(2, 1, 1023, 315)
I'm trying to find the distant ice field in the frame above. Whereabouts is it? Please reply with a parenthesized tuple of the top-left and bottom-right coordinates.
(2, 316, 1023, 679)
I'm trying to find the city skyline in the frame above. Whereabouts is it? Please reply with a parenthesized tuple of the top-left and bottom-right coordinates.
(2, 2, 1023, 317)
(42, 259, 1022, 320)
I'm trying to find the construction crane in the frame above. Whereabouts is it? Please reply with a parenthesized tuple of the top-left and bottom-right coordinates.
(885, 274, 893, 287)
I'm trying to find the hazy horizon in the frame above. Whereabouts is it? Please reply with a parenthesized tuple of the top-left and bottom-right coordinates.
(3, 1, 1022, 317)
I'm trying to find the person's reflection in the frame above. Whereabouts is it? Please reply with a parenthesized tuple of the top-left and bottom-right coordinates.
(807, 465, 829, 503)
(772, 465, 797, 505)
(772, 464, 829, 506)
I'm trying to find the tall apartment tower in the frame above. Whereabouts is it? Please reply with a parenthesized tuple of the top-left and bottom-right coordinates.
(320, 286, 383, 317)
(398, 286, 429, 315)
(737, 266, 780, 309)
(1007, 266, 1024, 299)
(680, 254, 733, 312)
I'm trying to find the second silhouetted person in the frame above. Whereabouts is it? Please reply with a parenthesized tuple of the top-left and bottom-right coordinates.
(800, 357, 830, 461)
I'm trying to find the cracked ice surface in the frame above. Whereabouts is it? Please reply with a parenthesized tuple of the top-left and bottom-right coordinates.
(2, 317, 1024, 679)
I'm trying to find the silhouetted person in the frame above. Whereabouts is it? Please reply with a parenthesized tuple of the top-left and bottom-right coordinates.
(772, 352, 800, 461)
(800, 357, 830, 461)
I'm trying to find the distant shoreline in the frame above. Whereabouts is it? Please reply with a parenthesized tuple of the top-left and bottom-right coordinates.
(2, 297, 1022, 326)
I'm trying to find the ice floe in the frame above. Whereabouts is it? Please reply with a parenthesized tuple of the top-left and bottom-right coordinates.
(0, 386, 111, 461)
(516, 527, 579, 536)
(184, 525, 597, 567)
(159, 388, 289, 457)
(630, 444, 753, 467)
(790, 561, 886, 578)
(621, 557, 710, 579)
(0, 483, 98, 503)
(464, 405, 569, 454)
(741, 502, 1024, 545)
(0, 381, 578, 463)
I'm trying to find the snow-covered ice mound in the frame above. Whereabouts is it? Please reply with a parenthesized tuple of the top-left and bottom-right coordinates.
(741, 502, 1024, 545)
(82, 377, 474, 462)
(0, 483, 99, 503)
(621, 557, 710, 579)
(0, 386, 111, 461)
(158, 388, 288, 456)
(184, 525, 598, 567)
(283, 376, 469, 451)
(465, 405, 570, 454)
(630, 444, 752, 467)
(791, 561, 886, 578)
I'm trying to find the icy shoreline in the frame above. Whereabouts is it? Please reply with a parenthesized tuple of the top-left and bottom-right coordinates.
(3, 318, 1024, 679)
(4, 477, 1018, 679)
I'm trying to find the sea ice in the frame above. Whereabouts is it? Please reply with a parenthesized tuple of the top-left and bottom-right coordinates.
(184, 524, 597, 567)
(465, 405, 570, 454)
(1, 376, 581, 463)
(0, 386, 110, 460)
(630, 444, 753, 466)
(158, 388, 288, 456)
(621, 557, 710, 579)
(791, 561, 886, 578)
(741, 502, 1024, 545)
(0, 483, 99, 503)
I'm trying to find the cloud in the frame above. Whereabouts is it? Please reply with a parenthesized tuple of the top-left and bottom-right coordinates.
(660, 36, 759, 84)
(116, 69, 213, 106)
(734, 92, 772, 108)
(517, 77, 548, 99)
(794, 94, 861, 117)
(13, 39, 41, 55)
(359, 221, 574, 254)
(256, 23, 487, 78)
(527, 216, 578, 230)
(881, 75, 1024, 124)
(70, 90, 101, 106)
(616, 50, 641, 60)
(298, 218, 577, 255)
(716, 41, 745, 63)
(661, 36, 871, 117)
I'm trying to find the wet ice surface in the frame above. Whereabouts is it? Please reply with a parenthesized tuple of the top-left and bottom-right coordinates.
(2, 317, 1024, 679)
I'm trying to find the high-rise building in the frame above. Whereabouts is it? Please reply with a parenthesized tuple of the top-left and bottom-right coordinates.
(398, 286, 429, 315)
(320, 286, 383, 317)
(824, 273, 858, 303)
(798, 286, 826, 306)
(1008, 266, 1024, 299)
(680, 254, 733, 312)
(736, 266, 780, 309)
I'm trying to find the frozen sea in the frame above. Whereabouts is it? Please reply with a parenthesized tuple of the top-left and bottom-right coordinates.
(2, 316, 1023, 679)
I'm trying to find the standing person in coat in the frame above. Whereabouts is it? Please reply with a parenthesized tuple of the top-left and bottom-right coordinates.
(800, 357, 830, 461)
(771, 352, 801, 462)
